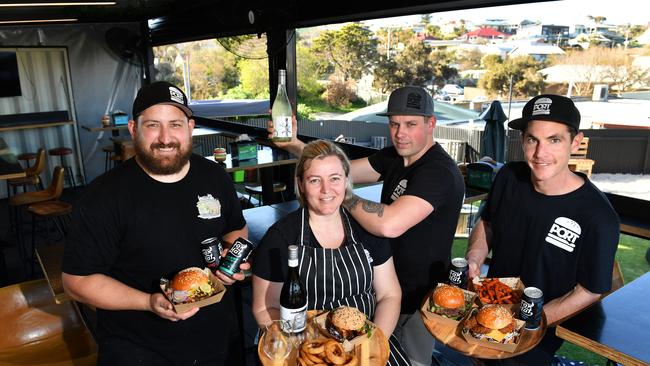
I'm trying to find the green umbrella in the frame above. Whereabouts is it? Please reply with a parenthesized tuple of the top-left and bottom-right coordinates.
(480, 101, 508, 163)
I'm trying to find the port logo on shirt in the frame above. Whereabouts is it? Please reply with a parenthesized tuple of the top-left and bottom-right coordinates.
(545, 217, 581, 252)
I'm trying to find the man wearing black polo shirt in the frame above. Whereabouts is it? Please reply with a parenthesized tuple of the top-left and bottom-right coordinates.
(269, 86, 465, 366)
(466, 94, 619, 365)
(62, 81, 249, 366)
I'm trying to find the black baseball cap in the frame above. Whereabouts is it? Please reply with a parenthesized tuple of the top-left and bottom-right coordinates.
(508, 94, 580, 132)
(132, 81, 193, 118)
(377, 86, 434, 117)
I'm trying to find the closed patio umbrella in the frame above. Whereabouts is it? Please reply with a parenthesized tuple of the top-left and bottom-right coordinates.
(480, 100, 508, 163)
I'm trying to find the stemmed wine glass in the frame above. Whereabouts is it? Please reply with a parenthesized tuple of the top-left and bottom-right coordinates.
(262, 320, 291, 361)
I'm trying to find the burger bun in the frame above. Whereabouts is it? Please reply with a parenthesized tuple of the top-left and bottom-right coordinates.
(432, 285, 465, 309)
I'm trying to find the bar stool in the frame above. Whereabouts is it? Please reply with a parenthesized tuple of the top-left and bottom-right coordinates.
(48, 147, 76, 188)
(17, 152, 37, 169)
(27, 200, 72, 277)
(102, 144, 115, 172)
(244, 182, 286, 207)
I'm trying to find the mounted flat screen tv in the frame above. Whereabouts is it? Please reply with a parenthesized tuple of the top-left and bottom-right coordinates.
(0, 51, 22, 97)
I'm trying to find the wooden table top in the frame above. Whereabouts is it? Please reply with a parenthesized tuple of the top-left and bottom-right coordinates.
(82, 124, 129, 132)
(556, 272, 650, 366)
(206, 146, 297, 173)
(36, 243, 70, 304)
(0, 138, 27, 180)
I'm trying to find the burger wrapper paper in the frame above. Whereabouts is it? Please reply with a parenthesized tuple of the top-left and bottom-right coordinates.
(470, 277, 525, 306)
(420, 283, 477, 328)
(314, 311, 373, 353)
(461, 307, 526, 353)
(160, 271, 227, 313)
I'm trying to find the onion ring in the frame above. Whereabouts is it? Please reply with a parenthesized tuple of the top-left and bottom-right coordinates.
(302, 339, 325, 355)
(325, 340, 346, 365)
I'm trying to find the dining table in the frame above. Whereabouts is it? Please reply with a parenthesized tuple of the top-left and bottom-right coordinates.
(206, 145, 298, 205)
(556, 271, 650, 366)
(0, 137, 26, 181)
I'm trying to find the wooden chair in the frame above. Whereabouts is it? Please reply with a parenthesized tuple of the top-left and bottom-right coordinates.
(9, 167, 65, 267)
(7, 148, 46, 195)
(568, 137, 595, 178)
(48, 147, 77, 188)
(0, 279, 97, 366)
(27, 200, 73, 276)
(571, 137, 590, 159)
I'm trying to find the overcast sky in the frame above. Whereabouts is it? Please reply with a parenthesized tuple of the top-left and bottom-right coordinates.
(365, 0, 648, 28)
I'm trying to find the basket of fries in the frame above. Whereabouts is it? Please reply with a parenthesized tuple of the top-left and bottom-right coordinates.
(470, 277, 524, 306)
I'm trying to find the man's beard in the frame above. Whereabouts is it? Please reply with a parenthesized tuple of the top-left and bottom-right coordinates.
(134, 139, 193, 175)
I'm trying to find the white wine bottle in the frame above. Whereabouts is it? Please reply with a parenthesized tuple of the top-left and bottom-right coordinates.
(280, 245, 307, 333)
(271, 69, 292, 142)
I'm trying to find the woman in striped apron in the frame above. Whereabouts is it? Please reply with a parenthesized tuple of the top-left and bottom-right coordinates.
(252, 140, 410, 366)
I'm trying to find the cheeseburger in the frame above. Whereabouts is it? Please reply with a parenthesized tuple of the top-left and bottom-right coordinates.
(325, 306, 368, 342)
(429, 284, 468, 320)
(170, 267, 215, 303)
(463, 305, 519, 344)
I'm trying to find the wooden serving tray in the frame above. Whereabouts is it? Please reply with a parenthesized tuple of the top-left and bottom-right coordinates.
(419, 288, 547, 359)
(258, 310, 389, 366)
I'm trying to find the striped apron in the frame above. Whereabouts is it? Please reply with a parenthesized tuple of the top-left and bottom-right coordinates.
(296, 208, 411, 366)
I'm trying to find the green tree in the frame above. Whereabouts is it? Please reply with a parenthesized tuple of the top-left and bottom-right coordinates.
(238, 58, 269, 99)
(187, 44, 239, 100)
(296, 43, 325, 102)
(373, 39, 433, 92)
(479, 55, 546, 97)
(312, 23, 379, 81)
(429, 50, 459, 87)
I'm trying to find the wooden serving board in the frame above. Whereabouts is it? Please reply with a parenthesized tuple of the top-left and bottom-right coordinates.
(420, 289, 547, 359)
(258, 310, 389, 366)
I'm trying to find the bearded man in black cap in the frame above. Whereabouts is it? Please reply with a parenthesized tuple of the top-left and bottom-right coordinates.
(269, 86, 465, 366)
(62, 81, 249, 365)
(466, 94, 619, 365)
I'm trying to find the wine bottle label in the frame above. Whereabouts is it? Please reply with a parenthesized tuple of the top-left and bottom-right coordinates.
(280, 304, 307, 333)
(273, 116, 292, 139)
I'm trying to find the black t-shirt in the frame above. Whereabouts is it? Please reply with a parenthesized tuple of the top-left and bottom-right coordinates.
(253, 208, 392, 283)
(368, 144, 465, 314)
(63, 154, 246, 364)
(483, 161, 620, 301)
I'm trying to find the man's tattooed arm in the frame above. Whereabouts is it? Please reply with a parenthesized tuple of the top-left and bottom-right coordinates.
(343, 194, 385, 217)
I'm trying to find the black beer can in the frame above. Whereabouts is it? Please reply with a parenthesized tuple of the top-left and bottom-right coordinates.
(201, 237, 223, 274)
(520, 287, 544, 330)
(218, 237, 257, 277)
(448, 257, 469, 289)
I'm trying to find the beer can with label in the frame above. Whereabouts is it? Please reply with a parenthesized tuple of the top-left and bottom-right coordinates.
(218, 237, 257, 277)
(201, 237, 223, 274)
(448, 257, 469, 289)
(520, 287, 544, 330)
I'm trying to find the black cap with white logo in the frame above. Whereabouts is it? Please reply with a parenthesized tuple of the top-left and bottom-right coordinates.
(132, 81, 193, 118)
(377, 86, 434, 117)
(508, 94, 580, 132)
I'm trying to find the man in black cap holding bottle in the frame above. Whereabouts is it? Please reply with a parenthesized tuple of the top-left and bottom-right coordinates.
(466, 94, 619, 365)
(269, 85, 465, 366)
(62, 81, 249, 365)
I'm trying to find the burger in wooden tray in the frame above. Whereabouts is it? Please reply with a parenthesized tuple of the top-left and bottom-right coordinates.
(461, 304, 525, 352)
(160, 267, 226, 313)
(313, 306, 375, 352)
(421, 283, 476, 327)
(470, 277, 524, 306)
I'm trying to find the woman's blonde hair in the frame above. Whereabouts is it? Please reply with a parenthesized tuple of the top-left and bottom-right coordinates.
(295, 139, 353, 207)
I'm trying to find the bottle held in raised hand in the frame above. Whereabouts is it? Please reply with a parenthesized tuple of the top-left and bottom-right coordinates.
(218, 237, 256, 277)
(280, 245, 307, 333)
(271, 69, 292, 142)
